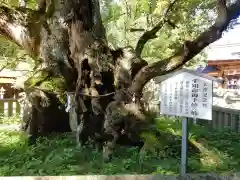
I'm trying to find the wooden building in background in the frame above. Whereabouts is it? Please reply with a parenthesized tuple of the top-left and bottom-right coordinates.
(199, 42, 240, 88)
(0, 69, 22, 99)
(206, 59, 240, 78)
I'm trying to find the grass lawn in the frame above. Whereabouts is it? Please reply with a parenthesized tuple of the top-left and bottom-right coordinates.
(0, 114, 21, 125)
(1, 117, 240, 176)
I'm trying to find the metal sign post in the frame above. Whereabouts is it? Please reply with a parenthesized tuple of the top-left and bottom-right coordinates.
(159, 69, 213, 177)
(180, 118, 188, 176)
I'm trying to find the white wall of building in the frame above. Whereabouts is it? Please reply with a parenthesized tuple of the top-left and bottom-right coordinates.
(207, 25, 240, 60)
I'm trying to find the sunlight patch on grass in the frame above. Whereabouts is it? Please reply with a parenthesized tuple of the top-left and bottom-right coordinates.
(0, 131, 27, 148)
(166, 127, 182, 136)
(1, 117, 240, 175)
(0, 115, 21, 125)
(190, 136, 234, 172)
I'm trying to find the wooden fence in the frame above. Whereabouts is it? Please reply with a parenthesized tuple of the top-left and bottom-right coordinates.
(196, 106, 240, 132)
(0, 98, 23, 118)
(0, 98, 240, 132)
(152, 102, 240, 132)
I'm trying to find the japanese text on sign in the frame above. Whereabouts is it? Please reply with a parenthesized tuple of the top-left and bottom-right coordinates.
(160, 72, 212, 120)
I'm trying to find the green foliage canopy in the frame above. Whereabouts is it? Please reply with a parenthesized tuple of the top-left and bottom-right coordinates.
(101, 0, 221, 67)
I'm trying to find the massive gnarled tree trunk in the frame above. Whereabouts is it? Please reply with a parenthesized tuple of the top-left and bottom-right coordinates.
(1, 0, 240, 159)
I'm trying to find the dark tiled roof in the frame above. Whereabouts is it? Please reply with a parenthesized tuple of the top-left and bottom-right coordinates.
(201, 65, 219, 73)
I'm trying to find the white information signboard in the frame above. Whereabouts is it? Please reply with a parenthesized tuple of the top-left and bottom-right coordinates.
(160, 71, 213, 120)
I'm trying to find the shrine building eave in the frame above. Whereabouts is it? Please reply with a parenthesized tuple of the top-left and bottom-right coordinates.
(0, 69, 23, 84)
(0, 77, 15, 84)
(154, 68, 222, 84)
(208, 59, 240, 66)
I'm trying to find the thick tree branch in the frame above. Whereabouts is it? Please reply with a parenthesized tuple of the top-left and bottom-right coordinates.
(0, 5, 77, 91)
(129, 28, 145, 32)
(91, 0, 106, 40)
(131, 0, 240, 96)
(135, 0, 178, 57)
(0, 6, 42, 58)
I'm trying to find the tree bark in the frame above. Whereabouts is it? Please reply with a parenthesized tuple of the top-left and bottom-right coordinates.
(0, 1, 75, 140)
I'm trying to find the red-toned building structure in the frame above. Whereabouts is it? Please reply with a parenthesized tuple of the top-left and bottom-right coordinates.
(198, 42, 240, 88)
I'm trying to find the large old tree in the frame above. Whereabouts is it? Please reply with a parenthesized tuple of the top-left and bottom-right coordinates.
(1, 0, 240, 160)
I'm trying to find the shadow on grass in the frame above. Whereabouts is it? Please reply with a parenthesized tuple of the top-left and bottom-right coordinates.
(0, 128, 202, 176)
(155, 117, 240, 174)
(189, 125, 240, 173)
(2, 116, 238, 176)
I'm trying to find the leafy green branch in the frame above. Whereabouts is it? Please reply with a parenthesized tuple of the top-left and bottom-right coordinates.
(135, 0, 179, 57)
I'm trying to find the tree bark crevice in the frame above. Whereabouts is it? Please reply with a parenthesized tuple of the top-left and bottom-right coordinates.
(0, 6, 43, 58)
